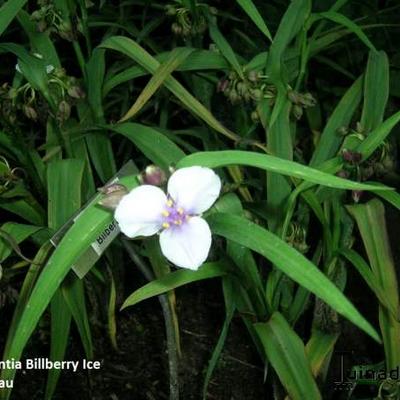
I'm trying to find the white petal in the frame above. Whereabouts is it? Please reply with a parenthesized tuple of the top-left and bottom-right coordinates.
(167, 166, 221, 214)
(159, 217, 212, 270)
(114, 185, 166, 238)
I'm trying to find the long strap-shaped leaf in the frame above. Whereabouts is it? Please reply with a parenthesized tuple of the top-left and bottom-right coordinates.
(236, 0, 272, 41)
(255, 313, 321, 400)
(119, 47, 194, 122)
(177, 150, 391, 192)
(0, 0, 28, 37)
(208, 213, 380, 342)
(100, 36, 241, 143)
(347, 200, 400, 370)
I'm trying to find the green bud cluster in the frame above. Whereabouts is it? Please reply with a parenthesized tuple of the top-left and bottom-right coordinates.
(285, 223, 309, 254)
(336, 125, 396, 189)
(30, 1, 79, 41)
(287, 90, 316, 120)
(0, 65, 85, 130)
(165, 2, 216, 38)
(218, 69, 274, 107)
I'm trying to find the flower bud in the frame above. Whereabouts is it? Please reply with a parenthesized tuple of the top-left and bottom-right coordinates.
(251, 110, 259, 122)
(217, 79, 229, 93)
(37, 20, 47, 32)
(171, 22, 182, 35)
(23, 105, 38, 120)
(292, 104, 303, 120)
(336, 170, 349, 179)
(139, 165, 167, 186)
(31, 11, 42, 21)
(68, 86, 86, 99)
(342, 149, 362, 165)
(352, 190, 363, 203)
(288, 90, 300, 104)
(57, 100, 71, 121)
(247, 70, 258, 82)
(337, 126, 349, 136)
(165, 5, 176, 16)
(236, 82, 246, 96)
(98, 183, 128, 210)
(251, 88, 262, 101)
(228, 90, 240, 104)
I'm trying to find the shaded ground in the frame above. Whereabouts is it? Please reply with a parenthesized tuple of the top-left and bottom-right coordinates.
(3, 279, 268, 400)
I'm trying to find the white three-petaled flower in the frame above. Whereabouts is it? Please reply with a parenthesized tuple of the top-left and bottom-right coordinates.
(114, 166, 221, 270)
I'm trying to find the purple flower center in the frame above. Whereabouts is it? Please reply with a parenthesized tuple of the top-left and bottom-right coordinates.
(161, 198, 189, 229)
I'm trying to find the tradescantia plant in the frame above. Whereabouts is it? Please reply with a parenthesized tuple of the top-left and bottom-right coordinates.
(1, 0, 400, 399)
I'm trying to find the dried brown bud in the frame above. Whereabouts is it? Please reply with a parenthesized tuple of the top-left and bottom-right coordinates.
(23, 105, 38, 120)
(67, 86, 86, 99)
(97, 183, 128, 210)
(57, 100, 71, 121)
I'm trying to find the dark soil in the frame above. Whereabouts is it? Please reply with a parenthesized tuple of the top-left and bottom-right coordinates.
(3, 279, 268, 400)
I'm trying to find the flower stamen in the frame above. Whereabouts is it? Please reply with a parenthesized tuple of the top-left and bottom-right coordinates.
(162, 222, 170, 229)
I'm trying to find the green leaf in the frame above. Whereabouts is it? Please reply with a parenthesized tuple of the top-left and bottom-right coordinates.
(266, 98, 293, 231)
(120, 47, 194, 121)
(310, 77, 363, 166)
(46, 292, 72, 400)
(3, 242, 52, 358)
(347, 200, 400, 369)
(208, 21, 243, 79)
(47, 159, 85, 230)
(45, 158, 88, 399)
(108, 123, 185, 170)
(177, 150, 391, 191)
(254, 313, 321, 400)
(61, 278, 93, 359)
(340, 248, 398, 319)
(0, 222, 42, 262)
(0, 0, 28, 37)
(208, 213, 380, 342)
(85, 132, 116, 183)
(315, 11, 376, 52)
(267, 0, 311, 78)
(236, 0, 272, 41)
(203, 277, 236, 399)
(360, 50, 389, 133)
(121, 262, 228, 309)
(306, 329, 339, 378)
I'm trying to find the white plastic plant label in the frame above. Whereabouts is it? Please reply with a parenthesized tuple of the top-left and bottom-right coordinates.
(50, 160, 137, 279)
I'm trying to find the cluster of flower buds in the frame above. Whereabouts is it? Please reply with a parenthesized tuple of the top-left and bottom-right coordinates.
(217, 69, 275, 113)
(287, 90, 316, 120)
(30, 0, 79, 41)
(285, 223, 309, 254)
(336, 125, 396, 203)
(49, 68, 86, 122)
(0, 61, 85, 129)
(165, 2, 217, 37)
